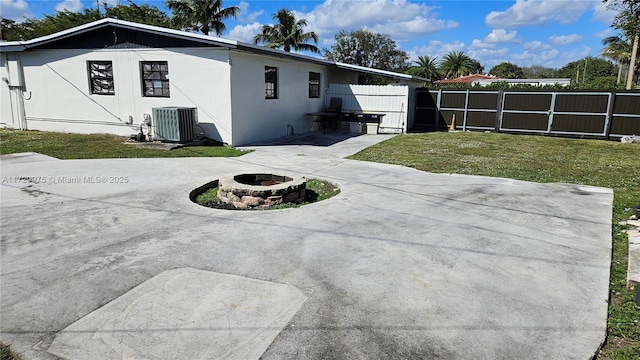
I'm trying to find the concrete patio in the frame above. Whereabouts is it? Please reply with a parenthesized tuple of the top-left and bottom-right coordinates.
(0, 133, 612, 359)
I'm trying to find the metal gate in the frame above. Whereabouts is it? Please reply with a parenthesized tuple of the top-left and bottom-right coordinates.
(499, 91, 612, 137)
(414, 89, 640, 138)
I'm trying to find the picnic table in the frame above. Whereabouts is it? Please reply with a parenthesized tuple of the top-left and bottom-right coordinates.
(306, 111, 341, 132)
(341, 111, 386, 134)
(306, 111, 386, 134)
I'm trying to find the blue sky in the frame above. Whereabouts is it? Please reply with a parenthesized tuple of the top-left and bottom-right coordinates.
(1, 0, 621, 71)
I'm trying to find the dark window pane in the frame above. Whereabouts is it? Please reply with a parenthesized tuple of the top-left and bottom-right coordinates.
(88, 61, 115, 95)
(265, 66, 278, 99)
(309, 72, 320, 98)
(140, 61, 170, 97)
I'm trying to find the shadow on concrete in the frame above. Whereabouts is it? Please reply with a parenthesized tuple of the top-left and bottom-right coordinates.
(247, 130, 361, 147)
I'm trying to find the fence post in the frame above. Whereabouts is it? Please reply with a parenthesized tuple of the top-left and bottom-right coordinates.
(604, 91, 615, 140)
(495, 89, 504, 133)
(436, 88, 442, 128)
(547, 92, 557, 134)
(463, 89, 470, 131)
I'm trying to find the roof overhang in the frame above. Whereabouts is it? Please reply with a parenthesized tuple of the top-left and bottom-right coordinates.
(0, 18, 238, 53)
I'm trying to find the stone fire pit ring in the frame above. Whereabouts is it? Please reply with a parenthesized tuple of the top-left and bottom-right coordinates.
(217, 173, 307, 209)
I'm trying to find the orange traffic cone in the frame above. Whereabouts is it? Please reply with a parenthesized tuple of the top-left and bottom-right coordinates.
(449, 114, 456, 131)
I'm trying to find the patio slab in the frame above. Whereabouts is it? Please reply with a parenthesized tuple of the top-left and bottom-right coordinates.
(0, 133, 612, 360)
(47, 268, 307, 360)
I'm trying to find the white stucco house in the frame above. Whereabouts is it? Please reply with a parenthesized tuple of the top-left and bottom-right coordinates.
(0, 18, 426, 146)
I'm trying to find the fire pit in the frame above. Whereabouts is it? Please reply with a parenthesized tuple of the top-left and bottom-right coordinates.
(217, 173, 306, 209)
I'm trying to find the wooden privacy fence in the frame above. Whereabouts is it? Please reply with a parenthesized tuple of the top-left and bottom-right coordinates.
(326, 84, 412, 133)
(414, 89, 640, 138)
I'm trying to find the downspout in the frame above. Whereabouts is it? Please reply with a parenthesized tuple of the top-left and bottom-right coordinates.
(16, 86, 27, 130)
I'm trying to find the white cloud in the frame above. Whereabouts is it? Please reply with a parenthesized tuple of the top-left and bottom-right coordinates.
(470, 39, 496, 49)
(484, 29, 519, 43)
(55, 0, 82, 12)
(0, 0, 31, 21)
(507, 45, 593, 69)
(592, 0, 616, 24)
(510, 51, 535, 62)
(485, 0, 592, 28)
(302, 0, 458, 42)
(559, 46, 592, 61)
(228, 22, 263, 43)
(594, 28, 615, 39)
(410, 40, 467, 61)
(238, 1, 249, 13)
(548, 34, 583, 46)
(540, 48, 561, 61)
(467, 47, 510, 69)
(509, 48, 561, 68)
(523, 41, 541, 50)
(238, 1, 264, 23)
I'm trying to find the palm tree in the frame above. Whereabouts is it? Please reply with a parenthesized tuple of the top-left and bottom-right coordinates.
(407, 55, 441, 80)
(166, 0, 239, 36)
(601, 35, 632, 83)
(439, 51, 475, 79)
(253, 9, 319, 54)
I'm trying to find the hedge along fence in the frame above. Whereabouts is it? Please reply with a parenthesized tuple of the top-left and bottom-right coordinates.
(414, 89, 640, 138)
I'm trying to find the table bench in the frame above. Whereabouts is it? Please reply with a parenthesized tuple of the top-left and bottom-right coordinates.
(340, 111, 386, 134)
(307, 111, 341, 133)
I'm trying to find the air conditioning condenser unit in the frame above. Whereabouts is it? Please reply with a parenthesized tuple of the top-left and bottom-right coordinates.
(152, 107, 198, 142)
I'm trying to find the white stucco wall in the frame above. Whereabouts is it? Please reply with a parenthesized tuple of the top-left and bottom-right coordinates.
(229, 51, 327, 146)
(6, 47, 233, 142)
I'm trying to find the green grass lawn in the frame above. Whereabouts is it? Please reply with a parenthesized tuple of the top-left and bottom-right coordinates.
(349, 131, 640, 359)
(0, 129, 246, 158)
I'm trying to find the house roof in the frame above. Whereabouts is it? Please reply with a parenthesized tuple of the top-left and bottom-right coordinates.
(434, 74, 498, 84)
(434, 74, 572, 86)
(0, 18, 428, 83)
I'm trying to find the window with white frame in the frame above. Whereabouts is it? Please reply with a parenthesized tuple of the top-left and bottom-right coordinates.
(265, 66, 278, 99)
(140, 61, 170, 97)
(88, 61, 115, 95)
(309, 72, 320, 98)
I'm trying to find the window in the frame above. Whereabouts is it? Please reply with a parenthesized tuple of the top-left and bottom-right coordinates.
(308, 72, 321, 98)
(265, 66, 278, 99)
(88, 61, 114, 95)
(140, 61, 170, 97)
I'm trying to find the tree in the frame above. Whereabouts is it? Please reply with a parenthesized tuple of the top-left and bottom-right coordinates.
(324, 29, 409, 71)
(104, 1, 174, 28)
(601, 35, 632, 83)
(489, 62, 525, 79)
(470, 59, 485, 74)
(1, 8, 102, 41)
(166, 0, 238, 36)
(407, 55, 441, 80)
(1, 18, 26, 41)
(1, 2, 176, 41)
(439, 51, 475, 78)
(522, 65, 558, 79)
(556, 56, 616, 83)
(252, 9, 319, 53)
(603, 0, 640, 89)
